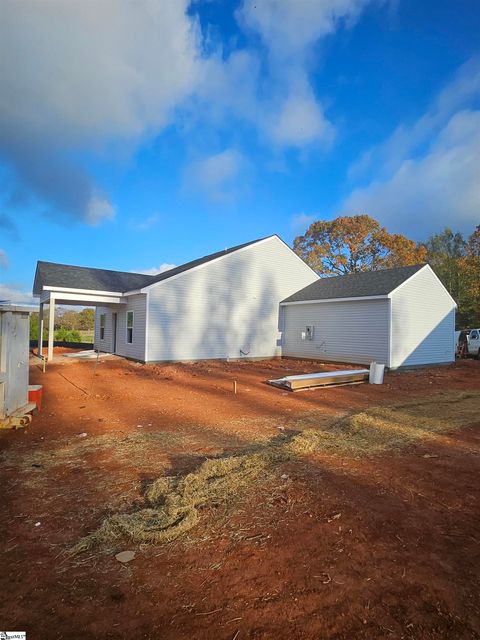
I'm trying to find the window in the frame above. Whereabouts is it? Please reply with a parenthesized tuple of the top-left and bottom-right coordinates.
(126, 311, 134, 344)
(99, 313, 106, 340)
(471, 330, 479, 340)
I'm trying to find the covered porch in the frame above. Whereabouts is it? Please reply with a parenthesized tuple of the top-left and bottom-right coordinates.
(38, 287, 126, 361)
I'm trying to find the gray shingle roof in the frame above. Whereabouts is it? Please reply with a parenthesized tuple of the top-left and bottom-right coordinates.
(33, 236, 272, 295)
(33, 262, 155, 295)
(282, 264, 426, 303)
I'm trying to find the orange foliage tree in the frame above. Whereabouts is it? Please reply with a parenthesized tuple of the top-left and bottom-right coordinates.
(460, 225, 480, 326)
(293, 214, 426, 276)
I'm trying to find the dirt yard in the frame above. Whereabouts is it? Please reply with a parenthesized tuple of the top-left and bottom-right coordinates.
(1, 354, 479, 640)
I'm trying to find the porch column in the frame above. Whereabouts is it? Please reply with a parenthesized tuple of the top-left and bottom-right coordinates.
(38, 303, 44, 357)
(47, 296, 55, 361)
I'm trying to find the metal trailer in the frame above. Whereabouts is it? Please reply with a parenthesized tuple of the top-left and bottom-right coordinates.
(0, 305, 35, 428)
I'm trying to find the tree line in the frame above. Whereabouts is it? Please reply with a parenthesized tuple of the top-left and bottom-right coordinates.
(293, 215, 479, 329)
(30, 307, 95, 343)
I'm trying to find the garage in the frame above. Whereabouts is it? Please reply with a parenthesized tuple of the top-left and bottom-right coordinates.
(280, 263, 456, 369)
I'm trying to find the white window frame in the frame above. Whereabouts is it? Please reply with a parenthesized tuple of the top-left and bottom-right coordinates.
(126, 310, 134, 344)
(99, 313, 106, 340)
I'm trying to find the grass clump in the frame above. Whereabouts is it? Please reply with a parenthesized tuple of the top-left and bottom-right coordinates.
(73, 450, 284, 552)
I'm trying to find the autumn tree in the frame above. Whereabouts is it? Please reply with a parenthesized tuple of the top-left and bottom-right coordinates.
(424, 226, 480, 328)
(424, 228, 466, 302)
(293, 215, 426, 276)
(460, 225, 480, 326)
(54, 307, 95, 331)
(77, 308, 95, 331)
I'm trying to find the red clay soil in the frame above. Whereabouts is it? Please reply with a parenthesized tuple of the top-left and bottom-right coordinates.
(0, 355, 479, 640)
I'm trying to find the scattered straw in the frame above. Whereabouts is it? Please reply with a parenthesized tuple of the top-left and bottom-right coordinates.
(1, 431, 191, 472)
(73, 391, 480, 552)
(73, 450, 285, 552)
(287, 390, 480, 457)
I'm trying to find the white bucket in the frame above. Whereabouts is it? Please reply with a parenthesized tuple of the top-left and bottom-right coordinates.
(369, 362, 385, 384)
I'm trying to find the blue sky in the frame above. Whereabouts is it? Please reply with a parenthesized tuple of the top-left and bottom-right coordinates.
(1, 0, 479, 302)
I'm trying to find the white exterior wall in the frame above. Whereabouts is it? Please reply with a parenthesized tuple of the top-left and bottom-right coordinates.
(94, 294, 147, 361)
(94, 306, 114, 353)
(115, 294, 147, 361)
(390, 265, 455, 368)
(282, 299, 390, 365)
(145, 236, 318, 362)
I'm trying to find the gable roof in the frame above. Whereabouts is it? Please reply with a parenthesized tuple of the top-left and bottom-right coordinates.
(281, 264, 426, 303)
(33, 236, 272, 295)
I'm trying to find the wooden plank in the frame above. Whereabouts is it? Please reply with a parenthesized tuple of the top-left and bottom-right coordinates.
(287, 371, 368, 390)
(267, 369, 369, 391)
(277, 369, 368, 383)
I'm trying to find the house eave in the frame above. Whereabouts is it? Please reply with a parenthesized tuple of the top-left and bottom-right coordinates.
(280, 294, 390, 306)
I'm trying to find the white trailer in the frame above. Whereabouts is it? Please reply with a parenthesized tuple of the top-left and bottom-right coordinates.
(0, 305, 34, 428)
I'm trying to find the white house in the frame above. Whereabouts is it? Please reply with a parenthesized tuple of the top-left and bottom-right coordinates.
(32, 237, 456, 368)
(280, 263, 456, 368)
(33, 235, 319, 362)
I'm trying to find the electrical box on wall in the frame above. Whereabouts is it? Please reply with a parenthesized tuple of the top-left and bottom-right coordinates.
(305, 325, 314, 340)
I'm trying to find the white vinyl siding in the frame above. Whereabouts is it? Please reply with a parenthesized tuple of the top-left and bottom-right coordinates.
(115, 295, 147, 361)
(94, 307, 114, 353)
(390, 266, 455, 368)
(146, 236, 318, 362)
(282, 299, 390, 365)
(94, 295, 147, 360)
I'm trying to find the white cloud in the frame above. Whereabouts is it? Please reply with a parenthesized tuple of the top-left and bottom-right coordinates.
(130, 215, 160, 231)
(342, 109, 480, 236)
(232, 0, 376, 147)
(239, 0, 374, 59)
(0, 0, 201, 224)
(84, 195, 116, 226)
(268, 93, 334, 148)
(0, 283, 36, 305)
(135, 264, 177, 276)
(291, 213, 316, 230)
(184, 148, 247, 202)
(0, 1, 199, 141)
(349, 57, 480, 180)
(0, 0, 380, 220)
(196, 0, 376, 149)
(0, 250, 8, 268)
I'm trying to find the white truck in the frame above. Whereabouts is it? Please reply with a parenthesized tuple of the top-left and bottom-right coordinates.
(456, 328, 480, 358)
(467, 329, 480, 357)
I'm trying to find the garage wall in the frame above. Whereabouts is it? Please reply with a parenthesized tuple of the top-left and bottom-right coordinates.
(281, 298, 390, 365)
(145, 236, 318, 362)
(390, 266, 455, 368)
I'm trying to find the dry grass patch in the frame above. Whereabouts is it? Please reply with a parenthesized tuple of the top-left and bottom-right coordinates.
(74, 391, 480, 552)
(1, 431, 192, 472)
(287, 391, 480, 456)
